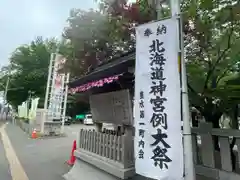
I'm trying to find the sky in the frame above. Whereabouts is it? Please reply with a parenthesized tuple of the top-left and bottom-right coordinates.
(0, 0, 97, 67)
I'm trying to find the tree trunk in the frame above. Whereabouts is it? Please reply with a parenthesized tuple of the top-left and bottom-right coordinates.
(204, 112, 222, 151)
(230, 105, 239, 170)
(191, 111, 198, 127)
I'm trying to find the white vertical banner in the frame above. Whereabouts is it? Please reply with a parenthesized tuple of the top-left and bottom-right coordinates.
(48, 54, 66, 119)
(134, 18, 183, 180)
(28, 98, 40, 121)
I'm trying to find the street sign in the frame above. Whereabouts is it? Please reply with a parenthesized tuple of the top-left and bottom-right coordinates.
(76, 114, 85, 119)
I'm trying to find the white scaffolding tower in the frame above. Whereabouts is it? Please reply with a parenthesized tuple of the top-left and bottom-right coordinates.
(41, 53, 69, 134)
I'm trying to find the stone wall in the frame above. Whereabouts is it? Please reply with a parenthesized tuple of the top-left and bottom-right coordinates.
(15, 117, 32, 135)
(15, 117, 62, 137)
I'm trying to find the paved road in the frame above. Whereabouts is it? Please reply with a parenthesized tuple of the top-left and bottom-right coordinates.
(0, 120, 94, 180)
(0, 121, 12, 180)
(4, 122, 79, 180)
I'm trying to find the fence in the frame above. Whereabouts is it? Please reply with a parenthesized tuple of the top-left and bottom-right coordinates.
(78, 129, 134, 169)
(192, 122, 240, 180)
(77, 122, 240, 180)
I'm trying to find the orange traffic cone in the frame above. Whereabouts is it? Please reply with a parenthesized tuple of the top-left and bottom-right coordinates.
(66, 140, 77, 166)
(31, 128, 38, 139)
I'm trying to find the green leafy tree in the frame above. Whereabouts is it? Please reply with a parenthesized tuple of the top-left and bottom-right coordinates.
(0, 37, 62, 108)
(62, 0, 240, 127)
(182, 0, 240, 127)
(100, 0, 240, 127)
(62, 0, 155, 78)
(63, 9, 114, 78)
(61, 0, 147, 109)
(95, 0, 240, 167)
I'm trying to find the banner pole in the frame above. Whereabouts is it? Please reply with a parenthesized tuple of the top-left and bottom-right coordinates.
(170, 0, 196, 180)
(61, 73, 69, 134)
(42, 53, 54, 133)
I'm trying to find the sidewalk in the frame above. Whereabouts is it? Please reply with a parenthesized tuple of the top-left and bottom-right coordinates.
(5, 122, 71, 180)
(0, 121, 12, 180)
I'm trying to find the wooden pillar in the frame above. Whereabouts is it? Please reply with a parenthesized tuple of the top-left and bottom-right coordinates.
(123, 125, 133, 136)
(122, 124, 134, 168)
(94, 122, 102, 132)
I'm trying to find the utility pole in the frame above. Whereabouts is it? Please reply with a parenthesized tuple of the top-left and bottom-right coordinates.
(27, 90, 33, 115)
(1, 76, 9, 119)
(169, 0, 196, 180)
(4, 76, 10, 105)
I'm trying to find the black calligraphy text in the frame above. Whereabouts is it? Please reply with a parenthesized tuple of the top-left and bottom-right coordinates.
(148, 27, 172, 169)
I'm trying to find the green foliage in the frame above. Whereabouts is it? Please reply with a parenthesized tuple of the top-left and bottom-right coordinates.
(62, 9, 112, 78)
(62, 0, 240, 121)
(63, 0, 156, 79)
(85, 0, 240, 123)
(66, 94, 90, 117)
(0, 37, 61, 108)
(1, 0, 239, 121)
(182, 0, 240, 118)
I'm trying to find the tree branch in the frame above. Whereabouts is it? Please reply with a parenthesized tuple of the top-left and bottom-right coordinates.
(202, 9, 234, 91)
(187, 82, 204, 113)
(216, 68, 231, 85)
(188, 82, 198, 95)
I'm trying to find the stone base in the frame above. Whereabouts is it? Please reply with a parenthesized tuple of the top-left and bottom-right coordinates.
(15, 118, 32, 134)
(73, 149, 135, 179)
(15, 118, 63, 138)
(63, 158, 119, 180)
(42, 121, 62, 135)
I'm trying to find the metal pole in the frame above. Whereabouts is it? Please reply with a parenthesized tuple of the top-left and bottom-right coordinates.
(44, 54, 54, 110)
(4, 76, 10, 103)
(170, 0, 196, 180)
(155, 1, 195, 179)
(27, 91, 33, 121)
(4, 77, 10, 121)
(61, 73, 69, 134)
(41, 53, 54, 133)
(156, 0, 163, 19)
(1, 76, 9, 119)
